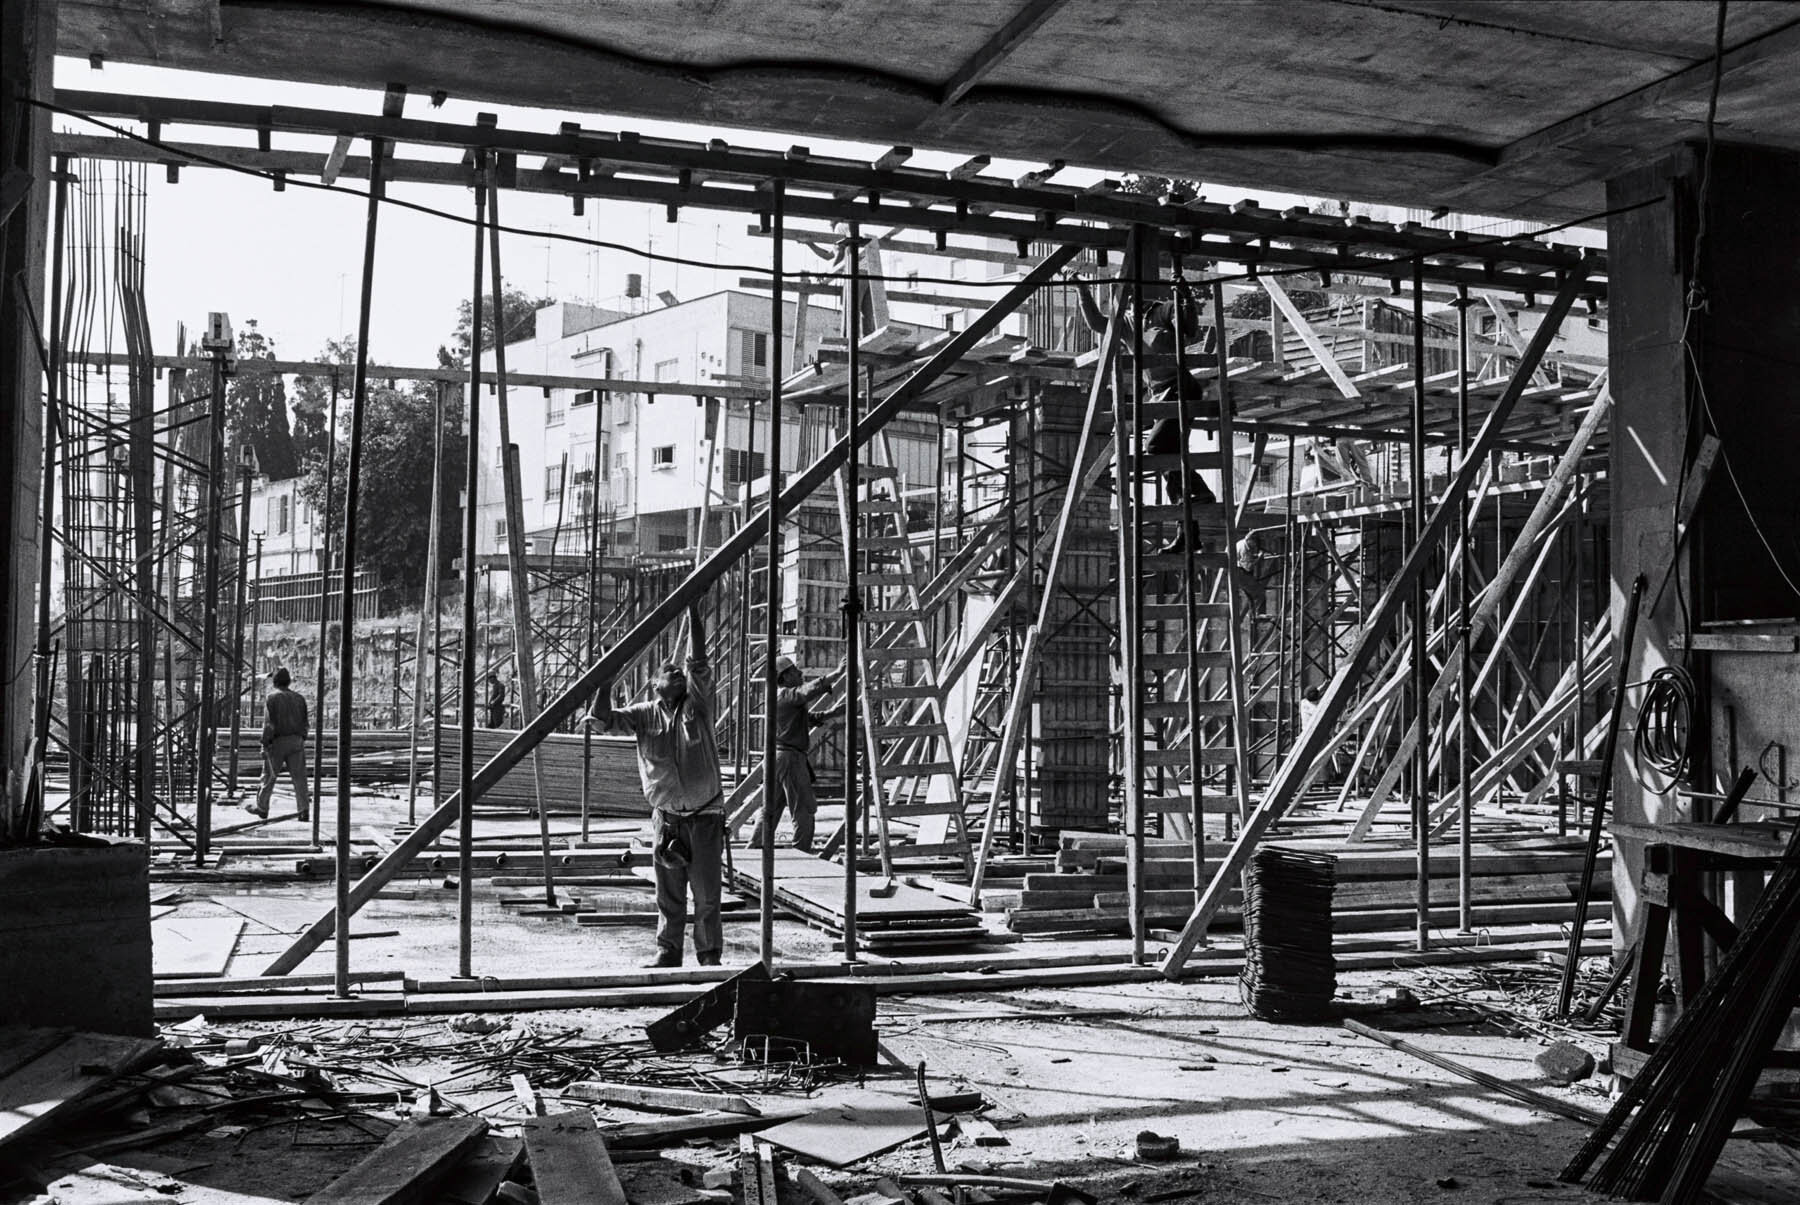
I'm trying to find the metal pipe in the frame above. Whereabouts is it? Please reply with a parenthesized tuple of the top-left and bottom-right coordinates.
(1410, 258, 1430, 952)
(333, 136, 386, 998)
(195, 344, 229, 864)
(1117, 228, 1146, 962)
(486, 178, 558, 908)
(457, 157, 487, 980)
(408, 383, 446, 825)
(1456, 285, 1473, 931)
(761, 181, 785, 969)
(842, 222, 863, 961)
(30, 158, 70, 839)
(226, 446, 254, 794)
(312, 373, 339, 849)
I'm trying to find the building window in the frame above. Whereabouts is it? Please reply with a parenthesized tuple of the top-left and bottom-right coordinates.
(545, 465, 563, 500)
(275, 495, 292, 535)
(657, 533, 687, 552)
(494, 518, 507, 539)
(651, 445, 676, 470)
(572, 389, 596, 408)
(546, 392, 566, 426)
(740, 330, 768, 371)
(724, 448, 767, 485)
(1254, 460, 1278, 486)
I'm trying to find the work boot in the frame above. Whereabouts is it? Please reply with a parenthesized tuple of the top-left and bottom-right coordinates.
(643, 948, 682, 969)
(243, 800, 268, 819)
(697, 952, 721, 967)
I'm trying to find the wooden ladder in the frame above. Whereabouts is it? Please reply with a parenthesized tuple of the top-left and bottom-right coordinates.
(835, 440, 971, 874)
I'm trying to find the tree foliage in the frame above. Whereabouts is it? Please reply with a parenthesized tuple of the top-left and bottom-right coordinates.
(444, 281, 554, 365)
(289, 336, 356, 467)
(229, 322, 301, 480)
(299, 339, 465, 607)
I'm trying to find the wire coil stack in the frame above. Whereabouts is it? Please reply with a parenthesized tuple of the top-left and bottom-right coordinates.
(1239, 846, 1338, 1021)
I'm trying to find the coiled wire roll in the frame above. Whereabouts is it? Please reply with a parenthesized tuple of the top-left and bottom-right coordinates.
(1239, 846, 1338, 1021)
(1633, 664, 1695, 792)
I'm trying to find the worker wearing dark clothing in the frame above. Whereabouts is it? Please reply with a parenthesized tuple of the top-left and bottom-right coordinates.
(248, 667, 310, 820)
(484, 672, 509, 728)
(1076, 282, 1220, 518)
(582, 606, 724, 968)
(748, 655, 847, 852)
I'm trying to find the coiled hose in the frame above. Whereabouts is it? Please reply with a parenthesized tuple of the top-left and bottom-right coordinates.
(1633, 665, 1696, 791)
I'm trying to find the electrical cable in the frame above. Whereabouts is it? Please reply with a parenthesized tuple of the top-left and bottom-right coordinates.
(1632, 665, 1695, 793)
(32, 96, 1644, 298)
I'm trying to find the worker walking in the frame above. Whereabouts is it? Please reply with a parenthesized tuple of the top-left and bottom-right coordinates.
(748, 654, 848, 852)
(582, 606, 724, 967)
(246, 666, 310, 821)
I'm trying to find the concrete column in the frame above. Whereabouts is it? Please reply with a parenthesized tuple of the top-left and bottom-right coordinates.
(0, 0, 56, 831)
(1607, 143, 1800, 949)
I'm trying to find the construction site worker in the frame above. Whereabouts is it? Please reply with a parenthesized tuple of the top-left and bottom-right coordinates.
(246, 667, 310, 821)
(748, 654, 848, 852)
(580, 606, 724, 968)
(484, 670, 509, 728)
(1074, 277, 1220, 550)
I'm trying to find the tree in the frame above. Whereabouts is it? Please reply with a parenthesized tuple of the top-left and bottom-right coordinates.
(444, 282, 554, 365)
(300, 340, 465, 608)
(290, 336, 355, 465)
(230, 321, 300, 480)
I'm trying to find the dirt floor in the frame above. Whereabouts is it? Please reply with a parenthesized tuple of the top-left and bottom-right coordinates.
(16, 785, 1796, 1203)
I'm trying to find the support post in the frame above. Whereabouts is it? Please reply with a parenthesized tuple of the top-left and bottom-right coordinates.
(1456, 286, 1474, 932)
(408, 383, 445, 825)
(311, 374, 339, 849)
(333, 136, 386, 997)
(760, 180, 786, 969)
(842, 222, 863, 960)
(226, 447, 254, 795)
(486, 178, 557, 908)
(195, 345, 230, 863)
(1161, 266, 1589, 977)
(1410, 258, 1430, 952)
(457, 160, 487, 981)
(262, 243, 1082, 977)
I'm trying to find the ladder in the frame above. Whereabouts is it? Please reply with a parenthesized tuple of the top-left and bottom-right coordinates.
(835, 440, 971, 873)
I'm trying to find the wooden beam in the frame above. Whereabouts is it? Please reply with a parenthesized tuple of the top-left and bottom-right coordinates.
(520, 1111, 629, 1205)
(309, 1117, 489, 1205)
(1160, 264, 1588, 976)
(938, 0, 1076, 106)
(261, 243, 1081, 975)
(1261, 277, 1358, 398)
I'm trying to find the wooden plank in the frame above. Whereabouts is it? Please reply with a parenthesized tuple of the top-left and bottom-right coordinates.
(151, 917, 243, 978)
(520, 1111, 628, 1205)
(600, 1106, 816, 1150)
(438, 1135, 525, 1205)
(0, 1031, 163, 1151)
(309, 1116, 489, 1205)
(563, 1080, 757, 1116)
(757, 1095, 927, 1167)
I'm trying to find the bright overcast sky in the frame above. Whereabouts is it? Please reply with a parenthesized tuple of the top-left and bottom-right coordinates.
(51, 58, 1599, 370)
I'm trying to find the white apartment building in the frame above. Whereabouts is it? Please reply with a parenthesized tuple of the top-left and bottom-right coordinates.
(471, 290, 852, 561)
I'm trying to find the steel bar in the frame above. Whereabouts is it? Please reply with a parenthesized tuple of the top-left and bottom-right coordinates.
(195, 345, 229, 863)
(1457, 286, 1473, 931)
(1172, 256, 1205, 892)
(408, 384, 445, 825)
(226, 446, 253, 793)
(1121, 228, 1146, 961)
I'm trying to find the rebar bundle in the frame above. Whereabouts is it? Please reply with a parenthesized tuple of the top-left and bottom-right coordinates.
(1238, 845, 1337, 1020)
(1561, 821, 1800, 1202)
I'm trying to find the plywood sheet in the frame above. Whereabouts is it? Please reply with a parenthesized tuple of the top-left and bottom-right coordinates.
(152, 917, 244, 979)
(309, 1116, 488, 1205)
(756, 1095, 926, 1167)
(520, 1111, 628, 1205)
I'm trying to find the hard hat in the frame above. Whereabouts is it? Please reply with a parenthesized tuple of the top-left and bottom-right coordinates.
(775, 655, 797, 676)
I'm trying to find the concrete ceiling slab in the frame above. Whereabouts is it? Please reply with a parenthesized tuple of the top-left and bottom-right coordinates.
(53, 1, 1800, 221)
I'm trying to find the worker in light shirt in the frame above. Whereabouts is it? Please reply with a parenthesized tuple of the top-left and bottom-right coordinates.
(582, 605, 724, 968)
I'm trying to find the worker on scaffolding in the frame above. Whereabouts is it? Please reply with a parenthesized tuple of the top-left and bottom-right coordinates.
(484, 670, 510, 728)
(747, 654, 849, 852)
(580, 605, 725, 968)
(1074, 275, 1221, 542)
(246, 666, 310, 821)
